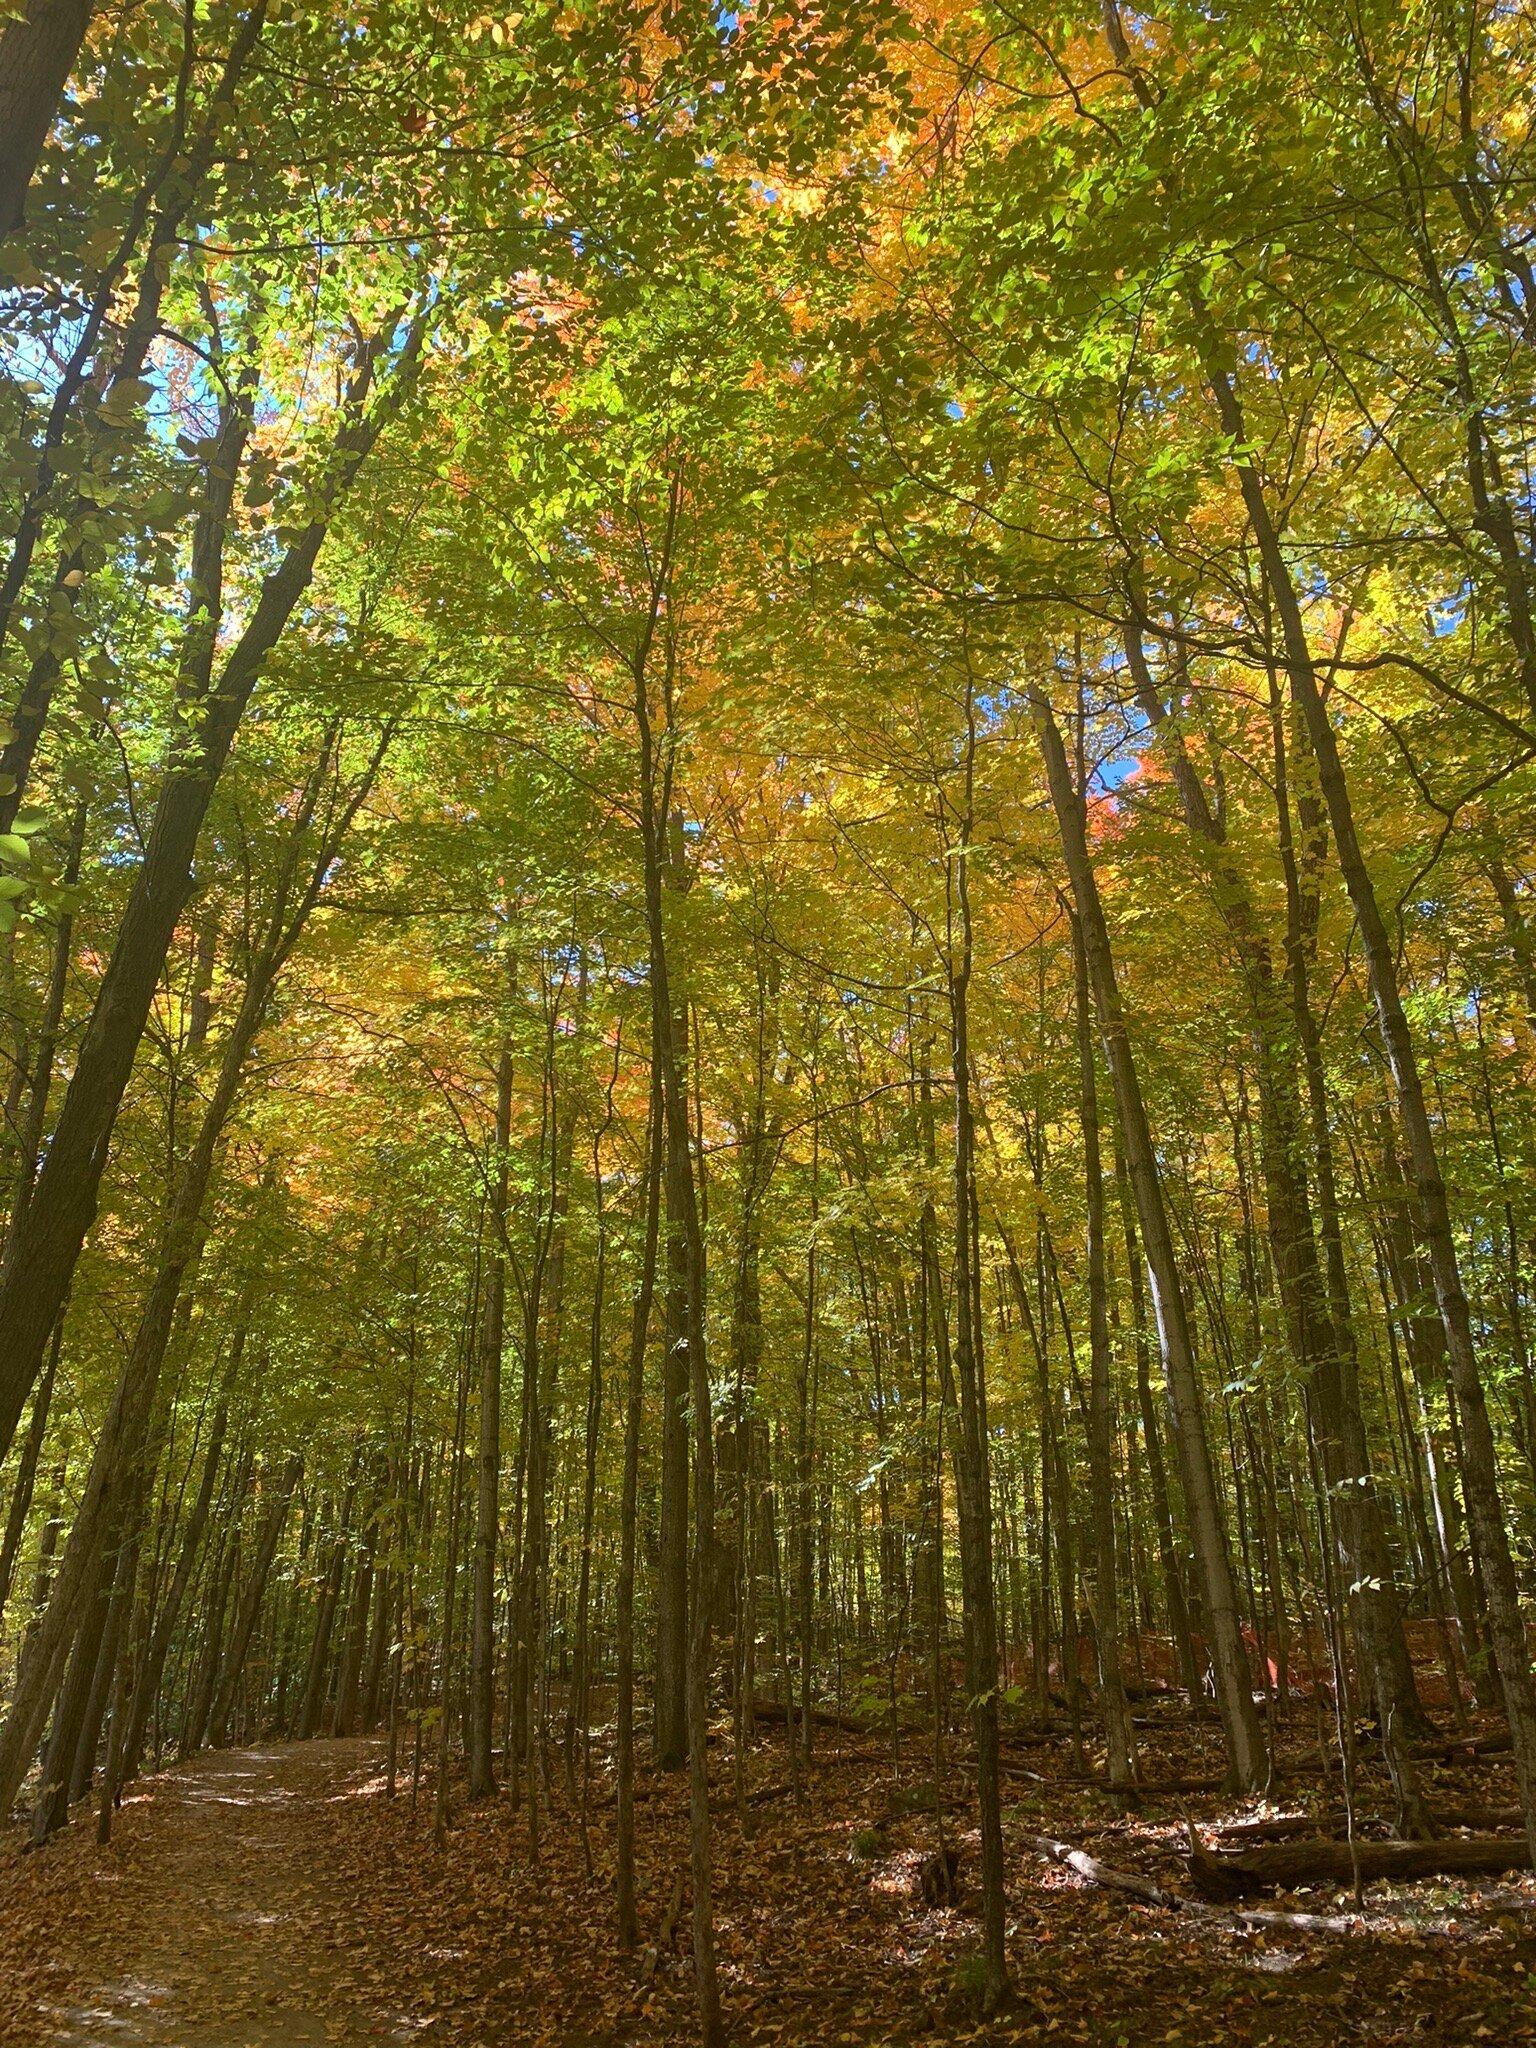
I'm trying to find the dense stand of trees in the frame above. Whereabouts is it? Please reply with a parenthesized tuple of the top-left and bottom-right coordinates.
(2, 1, 1536, 2037)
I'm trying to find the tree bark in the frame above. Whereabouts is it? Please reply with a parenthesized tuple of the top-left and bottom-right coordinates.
(1031, 685, 1265, 1791)
(1188, 1833, 1532, 1900)
(0, 315, 423, 1464)
(209, 1455, 303, 1747)
(1190, 323, 1536, 1854)
(468, 1003, 514, 1798)
(120, 1387, 231, 1780)
(1071, 903, 1137, 1791)
(615, 1065, 663, 1950)
(943, 677, 1009, 2008)
(0, 0, 95, 237)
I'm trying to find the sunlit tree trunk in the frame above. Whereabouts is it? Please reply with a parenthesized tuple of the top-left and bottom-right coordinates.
(1070, 903, 1136, 1791)
(469, 1001, 514, 1799)
(1031, 684, 1266, 1791)
(942, 678, 1009, 2007)
(1192, 329, 1536, 1853)
(0, 0, 95, 237)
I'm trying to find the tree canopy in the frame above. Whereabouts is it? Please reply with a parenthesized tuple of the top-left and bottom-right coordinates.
(2, 5, 1536, 2043)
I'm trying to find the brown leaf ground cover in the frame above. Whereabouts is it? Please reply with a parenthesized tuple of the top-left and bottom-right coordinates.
(3, 1722, 1534, 2046)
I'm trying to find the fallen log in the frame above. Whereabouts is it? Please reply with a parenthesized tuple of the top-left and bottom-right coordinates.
(748, 1698, 879, 1735)
(740, 1758, 885, 1805)
(1214, 1806, 1526, 1847)
(1216, 1736, 1511, 1784)
(1024, 1833, 1174, 1908)
(1187, 1833, 1533, 1901)
(1042, 1773, 1229, 1795)
(1410, 1731, 1512, 1763)
(1213, 1813, 1343, 1844)
(1023, 1833, 1363, 1935)
(1302, 1731, 1514, 1771)
(1124, 1777, 1229, 1795)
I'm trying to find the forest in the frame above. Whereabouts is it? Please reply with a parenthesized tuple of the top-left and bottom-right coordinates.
(0, 2, 1535, 2043)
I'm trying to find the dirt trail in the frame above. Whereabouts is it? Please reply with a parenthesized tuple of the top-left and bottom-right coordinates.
(2, 1740, 412, 2046)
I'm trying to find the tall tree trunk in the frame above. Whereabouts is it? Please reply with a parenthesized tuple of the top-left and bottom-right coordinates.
(181, 1443, 252, 1755)
(0, 316, 422, 1464)
(629, 485, 721, 2042)
(209, 1455, 303, 1747)
(0, 1318, 60, 1624)
(434, 1340, 472, 1850)
(1121, 616, 1432, 1813)
(120, 1386, 232, 1780)
(1071, 904, 1136, 1790)
(655, 1089, 692, 1767)
(943, 678, 1009, 2008)
(0, 711, 389, 1814)
(0, 0, 95, 237)
(616, 1066, 663, 1950)
(1187, 311, 1536, 1850)
(469, 1001, 514, 1798)
(1031, 684, 1265, 1790)
(297, 1459, 361, 1742)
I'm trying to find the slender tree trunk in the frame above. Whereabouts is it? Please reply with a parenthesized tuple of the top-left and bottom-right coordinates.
(0, 317, 422, 1464)
(182, 1445, 252, 1754)
(210, 1455, 303, 1746)
(298, 1468, 358, 1744)
(1114, 1147, 1203, 1705)
(615, 1066, 662, 1951)
(434, 1344, 472, 1851)
(2, 796, 88, 1265)
(121, 1388, 232, 1780)
(795, 1105, 819, 1766)
(655, 1109, 692, 1769)
(1189, 321, 1536, 1849)
(1071, 904, 1136, 1789)
(628, 496, 721, 2041)
(0, 1319, 60, 1623)
(469, 1004, 514, 1798)
(942, 684, 1009, 2008)
(1031, 684, 1265, 1790)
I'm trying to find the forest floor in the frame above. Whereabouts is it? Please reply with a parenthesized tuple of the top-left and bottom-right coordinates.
(3, 1709, 1535, 2047)
(0, 1741, 415, 2044)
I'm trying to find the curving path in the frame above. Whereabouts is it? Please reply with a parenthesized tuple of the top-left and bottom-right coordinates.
(7, 1740, 414, 2047)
